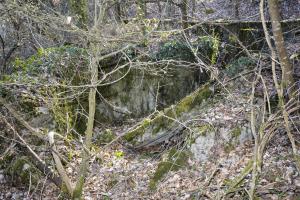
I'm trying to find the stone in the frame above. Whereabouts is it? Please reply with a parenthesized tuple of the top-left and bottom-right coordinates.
(190, 132, 216, 161)
(294, 178, 300, 187)
(97, 66, 208, 122)
(0, 173, 5, 184)
(5, 192, 12, 199)
(12, 193, 21, 200)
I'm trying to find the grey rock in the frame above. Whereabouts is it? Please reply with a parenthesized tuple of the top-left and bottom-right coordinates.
(190, 132, 216, 161)
(5, 192, 12, 199)
(0, 174, 5, 184)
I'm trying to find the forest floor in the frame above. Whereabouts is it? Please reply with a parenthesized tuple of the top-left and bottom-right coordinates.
(1, 74, 300, 200)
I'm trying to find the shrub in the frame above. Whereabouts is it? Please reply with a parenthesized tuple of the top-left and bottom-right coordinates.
(156, 40, 196, 62)
(5, 46, 90, 134)
(225, 56, 256, 77)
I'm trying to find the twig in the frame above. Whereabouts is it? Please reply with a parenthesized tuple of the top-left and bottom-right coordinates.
(249, 68, 261, 199)
(48, 131, 74, 194)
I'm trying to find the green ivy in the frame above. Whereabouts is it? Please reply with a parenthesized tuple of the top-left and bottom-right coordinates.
(156, 40, 196, 62)
(7, 46, 90, 134)
(11, 46, 89, 83)
(225, 56, 256, 77)
(68, 0, 88, 28)
(196, 33, 220, 64)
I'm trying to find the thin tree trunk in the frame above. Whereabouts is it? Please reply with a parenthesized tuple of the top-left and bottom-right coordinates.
(191, 0, 196, 17)
(268, 0, 294, 91)
(180, 0, 188, 31)
(264, 0, 300, 172)
(115, 0, 122, 22)
(72, 49, 98, 199)
(137, 0, 147, 45)
(234, 0, 240, 19)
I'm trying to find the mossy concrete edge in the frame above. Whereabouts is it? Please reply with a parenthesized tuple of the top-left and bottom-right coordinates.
(122, 83, 212, 146)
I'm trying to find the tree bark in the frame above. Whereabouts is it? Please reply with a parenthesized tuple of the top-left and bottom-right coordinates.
(180, 0, 188, 31)
(136, 0, 147, 45)
(191, 0, 196, 17)
(115, 0, 122, 22)
(268, 0, 294, 90)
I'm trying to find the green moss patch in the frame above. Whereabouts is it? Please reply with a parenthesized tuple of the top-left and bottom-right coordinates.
(224, 127, 242, 153)
(95, 129, 116, 145)
(123, 118, 151, 145)
(197, 124, 214, 136)
(205, 8, 215, 15)
(225, 56, 255, 77)
(231, 127, 241, 138)
(149, 148, 189, 190)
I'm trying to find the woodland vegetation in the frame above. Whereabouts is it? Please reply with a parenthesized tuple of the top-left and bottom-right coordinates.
(0, 0, 299, 199)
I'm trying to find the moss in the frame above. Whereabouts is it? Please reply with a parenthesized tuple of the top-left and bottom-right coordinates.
(151, 117, 171, 135)
(224, 142, 235, 154)
(156, 40, 196, 62)
(50, 94, 75, 133)
(123, 118, 151, 144)
(224, 127, 242, 153)
(188, 124, 214, 145)
(57, 185, 72, 200)
(72, 177, 84, 199)
(294, 154, 300, 170)
(7, 156, 41, 187)
(172, 83, 211, 116)
(228, 34, 238, 43)
(205, 8, 215, 15)
(8, 46, 90, 135)
(231, 127, 241, 138)
(120, 95, 131, 104)
(197, 124, 214, 136)
(196, 34, 220, 65)
(225, 56, 255, 77)
(149, 148, 189, 190)
(123, 83, 212, 145)
(123, 129, 143, 145)
(123, 84, 212, 145)
(0, 153, 14, 169)
(95, 129, 116, 145)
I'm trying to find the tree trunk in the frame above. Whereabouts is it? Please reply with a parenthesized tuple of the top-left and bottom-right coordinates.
(180, 0, 188, 31)
(115, 1, 122, 22)
(234, 0, 240, 19)
(72, 47, 98, 200)
(268, 0, 294, 91)
(136, 0, 147, 45)
(191, 0, 196, 17)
